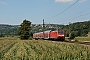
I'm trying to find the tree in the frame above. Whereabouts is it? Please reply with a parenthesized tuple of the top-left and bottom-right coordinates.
(0, 34, 4, 37)
(18, 19, 31, 40)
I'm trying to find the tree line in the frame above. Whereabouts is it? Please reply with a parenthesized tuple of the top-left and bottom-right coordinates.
(0, 19, 90, 39)
(61, 20, 90, 37)
(0, 24, 18, 37)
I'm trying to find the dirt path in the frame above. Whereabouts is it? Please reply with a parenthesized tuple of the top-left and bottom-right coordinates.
(64, 41, 90, 47)
(52, 40, 90, 48)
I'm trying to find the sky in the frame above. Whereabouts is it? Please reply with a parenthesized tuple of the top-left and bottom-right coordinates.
(0, 0, 90, 25)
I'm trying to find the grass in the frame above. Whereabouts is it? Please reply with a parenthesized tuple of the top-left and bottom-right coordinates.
(0, 36, 20, 40)
(66, 37, 90, 42)
(75, 37, 90, 42)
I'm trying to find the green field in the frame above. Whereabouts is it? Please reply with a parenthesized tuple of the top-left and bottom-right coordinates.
(75, 37, 90, 42)
(0, 38, 90, 60)
(66, 37, 90, 42)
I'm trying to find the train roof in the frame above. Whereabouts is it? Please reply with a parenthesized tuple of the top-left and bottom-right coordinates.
(33, 30, 64, 34)
(44, 30, 51, 33)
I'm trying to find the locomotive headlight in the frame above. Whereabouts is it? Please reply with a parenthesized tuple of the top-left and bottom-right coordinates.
(59, 35, 64, 36)
(61, 35, 64, 36)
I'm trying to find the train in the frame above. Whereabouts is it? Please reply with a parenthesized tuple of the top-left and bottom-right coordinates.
(33, 30, 65, 41)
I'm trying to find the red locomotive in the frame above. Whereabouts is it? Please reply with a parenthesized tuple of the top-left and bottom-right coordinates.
(33, 30, 65, 41)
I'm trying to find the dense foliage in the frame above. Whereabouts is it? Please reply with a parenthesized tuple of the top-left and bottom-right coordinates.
(0, 20, 90, 37)
(18, 19, 31, 40)
(0, 24, 18, 37)
(62, 20, 90, 37)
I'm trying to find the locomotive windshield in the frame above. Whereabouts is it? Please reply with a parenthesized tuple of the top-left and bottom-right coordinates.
(58, 30, 64, 34)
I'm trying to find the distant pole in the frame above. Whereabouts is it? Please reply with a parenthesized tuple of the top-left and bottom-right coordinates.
(69, 22, 71, 38)
(43, 19, 45, 38)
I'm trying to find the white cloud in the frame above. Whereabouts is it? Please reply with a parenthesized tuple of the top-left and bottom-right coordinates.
(0, 1, 6, 4)
(55, 0, 86, 3)
(55, 0, 74, 2)
(79, 0, 86, 2)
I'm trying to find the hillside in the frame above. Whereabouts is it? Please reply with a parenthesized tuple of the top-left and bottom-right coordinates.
(0, 24, 18, 37)
(0, 24, 64, 37)
(62, 20, 90, 37)
(31, 24, 64, 33)
(0, 20, 90, 37)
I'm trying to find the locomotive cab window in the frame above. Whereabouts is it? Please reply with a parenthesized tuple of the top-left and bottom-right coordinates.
(58, 31, 64, 34)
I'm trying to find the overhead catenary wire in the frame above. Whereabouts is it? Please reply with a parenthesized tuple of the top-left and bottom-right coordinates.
(68, 12, 90, 20)
(46, 0, 80, 19)
(61, 7, 90, 21)
(82, 16, 90, 20)
(60, 12, 90, 24)
(53, 10, 90, 24)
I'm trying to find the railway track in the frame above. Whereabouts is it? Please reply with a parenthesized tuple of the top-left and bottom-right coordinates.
(64, 40, 90, 45)
(50, 40, 90, 47)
